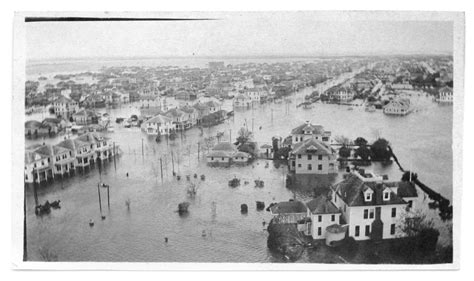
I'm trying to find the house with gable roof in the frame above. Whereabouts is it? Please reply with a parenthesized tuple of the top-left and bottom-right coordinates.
(290, 121, 331, 146)
(52, 139, 76, 176)
(24, 144, 54, 183)
(306, 195, 341, 240)
(143, 114, 174, 135)
(289, 138, 337, 175)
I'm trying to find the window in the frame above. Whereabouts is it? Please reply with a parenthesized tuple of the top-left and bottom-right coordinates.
(391, 208, 396, 218)
(308, 155, 312, 160)
(318, 215, 322, 222)
(407, 200, 413, 209)
(292, 161, 295, 167)
(317, 227, 322, 236)
(365, 193, 372, 202)
(369, 209, 374, 219)
(318, 164, 322, 170)
(211, 157, 214, 161)
(221, 157, 224, 161)
(355, 226, 360, 237)
(297, 164, 302, 168)
(308, 164, 312, 170)
(365, 225, 370, 236)
(390, 224, 396, 235)
(383, 191, 390, 201)
(331, 214, 335, 222)
(298, 154, 302, 159)
(363, 209, 368, 219)
(318, 155, 323, 160)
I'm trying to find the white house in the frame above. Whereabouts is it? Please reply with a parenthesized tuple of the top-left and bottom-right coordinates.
(52, 96, 79, 119)
(383, 99, 412, 116)
(52, 139, 76, 176)
(306, 195, 341, 240)
(206, 142, 250, 165)
(437, 86, 453, 103)
(290, 121, 331, 146)
(330, 87, 354, 102)
(331, 170, 418, 241)
(25, 144, 54, 183)
(233, 94, 252, 108)
(289, 138, 337, 175)
(143, 114, 174, 135)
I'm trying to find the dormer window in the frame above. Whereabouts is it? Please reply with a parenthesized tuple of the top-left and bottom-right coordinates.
(383, 189, 390, 201)
(363, 188, 373, 202)
(365, 193, 372, 202)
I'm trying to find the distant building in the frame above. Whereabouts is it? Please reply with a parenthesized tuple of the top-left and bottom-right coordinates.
(233, 94, 252, 108)
(289, 138, 337, 175)
(72, 109, 99, 125)
(24, 144, 54, 183)
(143, 114, 174, 135)
(330, 87, 354, 102)
(383, 99, 412, 116)
(206, 142, 250, 165)
(52, 96, 79, 119)
(437, 86, 453, 103)
(290, 121, 331, 146)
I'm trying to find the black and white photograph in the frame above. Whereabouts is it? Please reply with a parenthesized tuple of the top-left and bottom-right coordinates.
(10, 10, 465, 270)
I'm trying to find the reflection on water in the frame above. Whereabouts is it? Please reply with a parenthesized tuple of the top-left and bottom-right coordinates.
(25, 87, 453, 262)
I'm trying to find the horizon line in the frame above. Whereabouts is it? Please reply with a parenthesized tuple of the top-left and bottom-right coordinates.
(27, 52, 453, 63)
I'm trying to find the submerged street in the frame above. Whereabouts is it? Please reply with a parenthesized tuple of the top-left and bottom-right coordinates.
(25, 86, 453, 262)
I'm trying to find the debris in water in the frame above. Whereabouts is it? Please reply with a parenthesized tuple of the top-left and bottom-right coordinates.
(178, 202, 190, 214)
(89, 219, 94, 227)
(256, 201, 265, 211)
(240, 204, 248, 214)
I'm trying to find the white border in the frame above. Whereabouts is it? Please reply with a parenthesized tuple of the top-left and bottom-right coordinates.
(11, 10, 464, 271)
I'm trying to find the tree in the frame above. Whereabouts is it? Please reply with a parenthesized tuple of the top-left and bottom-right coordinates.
(370, 138, 391, 161)
(354, 137, 368, 147)
(237, 127, 253, 145)
(354, 145, 372, 161)
(334, 135, 351, 146)
(339, 145, 351, 158)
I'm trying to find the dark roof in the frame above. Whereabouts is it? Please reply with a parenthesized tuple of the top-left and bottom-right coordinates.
(270, 201, 308, 214)
(306, 196, 340, 214)
(55, 139, 75, 151)
(25, 120, 42, 129)
(291, 122, 324, 135)
(333, 174, 406, 207)
(212, 142, 237, 152)
(291, 138, 333, 156)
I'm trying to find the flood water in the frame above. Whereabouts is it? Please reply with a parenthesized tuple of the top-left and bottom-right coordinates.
(24, 84, 453, 263)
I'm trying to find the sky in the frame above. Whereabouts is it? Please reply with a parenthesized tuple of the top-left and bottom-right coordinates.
(25, 13, 454, 60)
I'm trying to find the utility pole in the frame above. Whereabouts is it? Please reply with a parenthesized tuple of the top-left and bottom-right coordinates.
(160, 157, 163, 182)
(197, 142, 200, 160)
(171, 151, 175, 175)
(97, 183, 102, 214)
(113, 142, 116, 172)
(107, 184, 110, 210)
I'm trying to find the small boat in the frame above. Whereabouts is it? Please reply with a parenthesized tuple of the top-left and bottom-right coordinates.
(89, 219, 95, 227)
